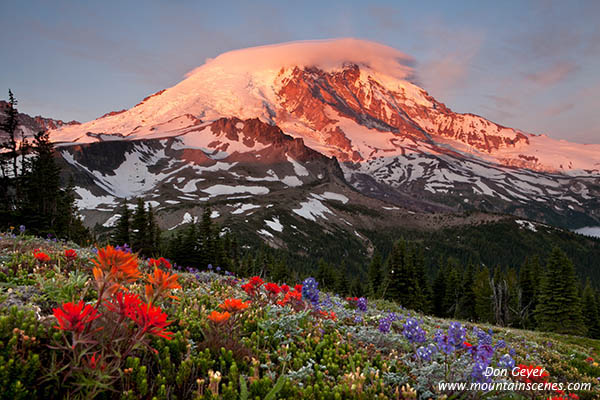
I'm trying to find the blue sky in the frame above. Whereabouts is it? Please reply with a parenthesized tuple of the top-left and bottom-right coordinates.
(1, 0, 599, 143)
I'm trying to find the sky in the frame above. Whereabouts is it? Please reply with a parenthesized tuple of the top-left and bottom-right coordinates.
(1, 0, 599, 144)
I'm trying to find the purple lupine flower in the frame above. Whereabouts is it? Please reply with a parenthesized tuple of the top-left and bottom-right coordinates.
(207, 264, 213, 270)
(387, 312, 399, 321)
(403, 318, 427, 344)
(378, 317, 392, 334)
(354, 314, 363, 324)
(471, 360, 492, 383)
(494, 339, 506, 349)
(434, 330, 455, 354)
(357, 297, 368, 312)
(19, 225, 25, 233)
(473, 327, 493, 345)
(476, 344, 494, 363)
(448, 322, 467, 348)
(498, 354, 515, 370)
(301, 277, 320, 307)
(509, 348, 516, 357)
(416, 344, 437, 361)
(115, 244, 132, 253)
(216, 266, 221, 272)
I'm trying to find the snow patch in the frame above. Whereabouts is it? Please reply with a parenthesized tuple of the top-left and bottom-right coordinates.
(265, 216, 283, 232)
(292, 198, 333, 221)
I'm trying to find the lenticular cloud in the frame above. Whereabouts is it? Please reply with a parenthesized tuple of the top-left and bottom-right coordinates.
(185, 38, 416, 81)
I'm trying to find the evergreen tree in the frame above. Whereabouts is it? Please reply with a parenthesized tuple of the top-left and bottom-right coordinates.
(113, 200, 131, 246)
(582, 281, 600, 339)
(18, 131, 88, 241)
(443, 258, 461, 317)
(473, 267, 493, 323)
(432, 260, 447, 317)
(0, 89, 20, 180)
(131, 198, 147, 253)
(386, 239, 421, 309)
(457, 263, 477, 321)
(535, 247, 585, 335)
(367, 250, 383, 298)
(146, 204, 160, 255)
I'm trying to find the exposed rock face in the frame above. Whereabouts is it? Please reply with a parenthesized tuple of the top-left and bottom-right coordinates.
(0, 100, 80, 137)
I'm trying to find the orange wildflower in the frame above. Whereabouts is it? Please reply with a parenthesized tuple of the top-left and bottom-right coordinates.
(145, 267, 181, 302)
(207, 310, 231, 324)
(218, 298, 250, 313)
(92, 246, 141, 289)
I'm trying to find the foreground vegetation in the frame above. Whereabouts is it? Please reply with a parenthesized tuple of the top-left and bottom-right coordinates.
(0, 232, 598, 399)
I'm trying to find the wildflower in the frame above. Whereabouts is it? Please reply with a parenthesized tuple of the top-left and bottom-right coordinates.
(53, 301, 101, 333)
(378, 317, 392, 334)
(356, 297, 368, 312)
(294, 284, 302, 292)
(463, 341, 473, 348)
(148, 257, 172, 270)
(86, 352, 106, 371)
(130, 302, 174, 339)
(585, 357, 594, 363)
(301, 277, 319, 306)
(19, 225, 25, 233)
(249, 276, 264, 287)
(64, 249, 78, 260)
(402, 318, 427, 344)
(207, 310, 231, 324)
(448, 322, 466, 347)
(114, 244, 132, 253)
(280, 284, 290, 293)
(105, 291, 142, 318)
(219, 298, 250, 313)
(92, 245, 141, 288)
(494, 339, 506, 349)
(145, 267, 181, 302)
(264, 282, 281, 296)
(277, 290, 302, 306)
(416, 344, 437, 361)
(498, 354, 515, 370)
(242, 283, 256, 296)
(471, 360, 492, 383)
(33, 249, 51, 263)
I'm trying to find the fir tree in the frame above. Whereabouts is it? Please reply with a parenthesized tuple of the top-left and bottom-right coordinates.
(432, 260, 447, 317)
(457, 263, 477, 321)
(473, 267, 493, 323)
(131, 198, 147, 253)
(113, 200, 131, 246)
(367, 250, 383, 298)
(535, 247, 585, 335)
(19, 131, 88, 241)
(582, 280, 600, 339)
(386, 239, 421, 309)
(0, 89, 20, 179)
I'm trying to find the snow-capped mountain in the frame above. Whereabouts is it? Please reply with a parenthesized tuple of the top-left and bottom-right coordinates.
(0, 100, 80, 138)
(42, 39, 600, 231)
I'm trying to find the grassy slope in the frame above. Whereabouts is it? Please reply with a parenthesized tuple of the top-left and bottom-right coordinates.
(0, 233, 599, 399)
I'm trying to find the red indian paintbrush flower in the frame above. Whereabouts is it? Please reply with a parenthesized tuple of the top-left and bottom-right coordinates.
(92, 245, 141, 287)
(148, 257, 172, 270)
(264, 282, 281, 295)
(53, 300, 101, 333)
(33, 249, 51, 263)
(248, 276, 264, 287)
(207, 310, 231, 324)
(242, 283, 256, 296)
(145, 267, 181, 302)
(129, 302, 174, 340)
(280, 284, 290, 293)
(219, 298, 250, 313)
(64, 249, 77, 260)
(105, 291, 142, 318)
